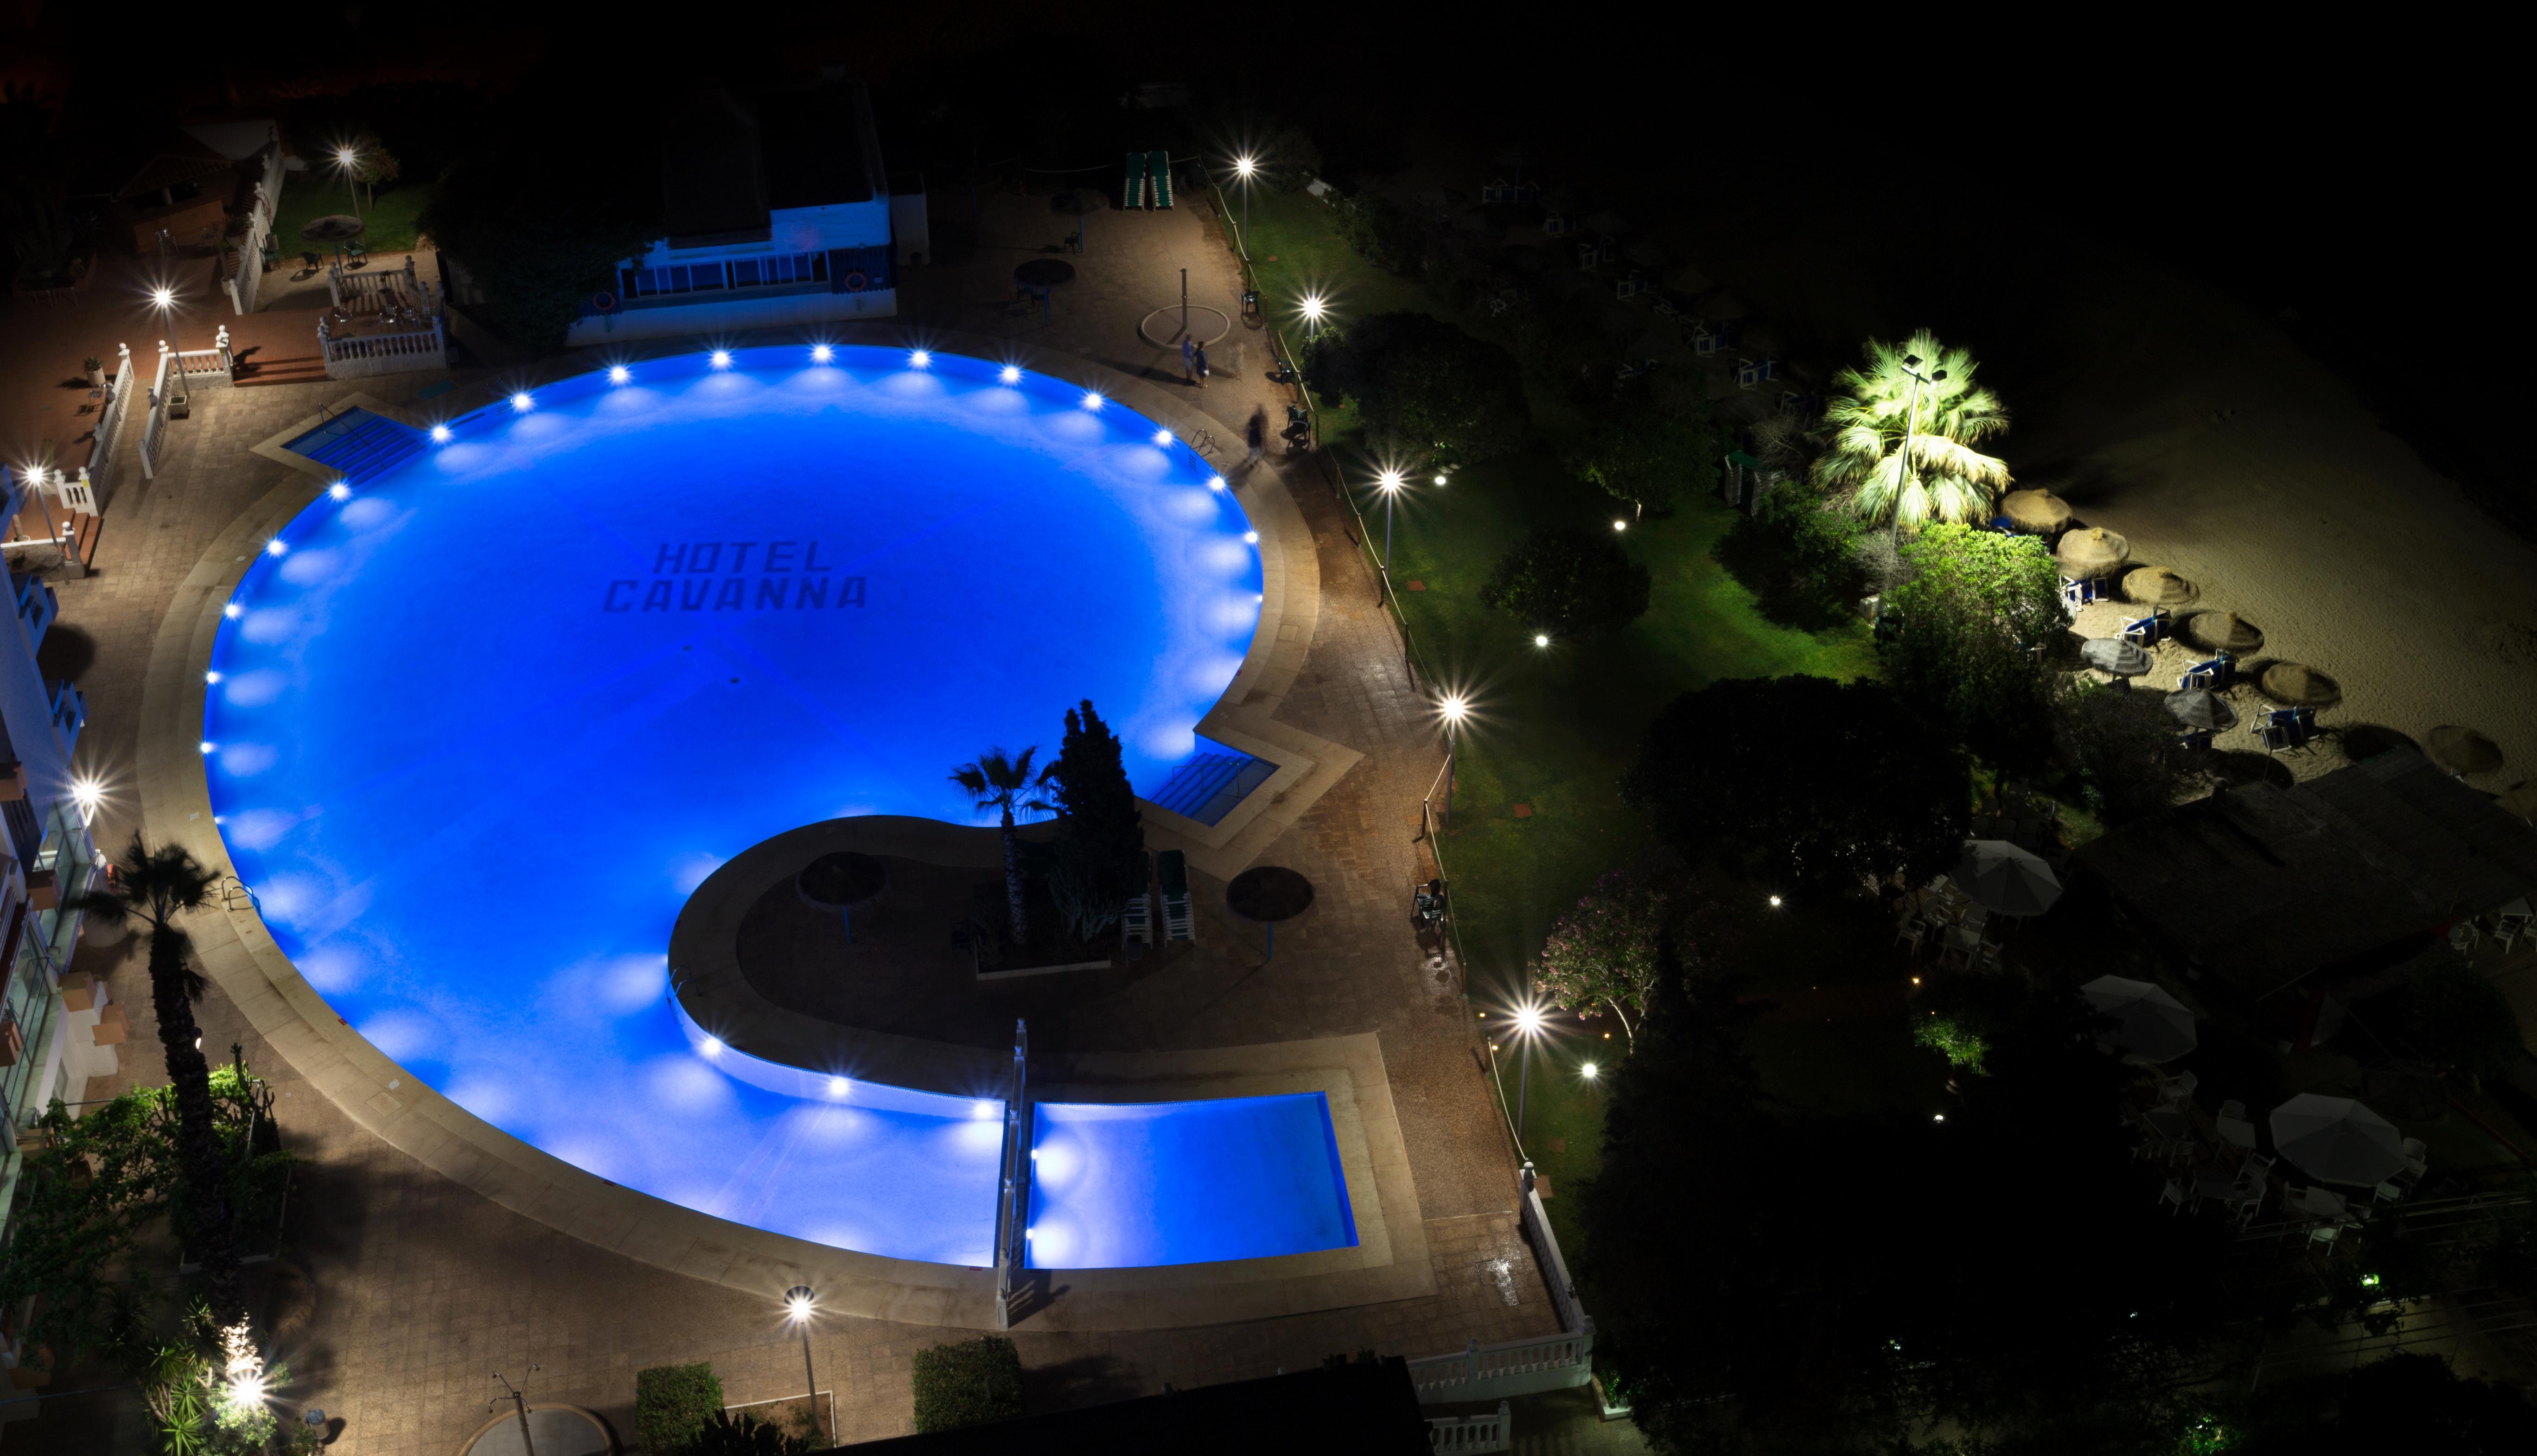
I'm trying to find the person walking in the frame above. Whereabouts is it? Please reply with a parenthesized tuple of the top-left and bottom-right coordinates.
(1181, 334, 1198, 386)
(1246, 406, 1267, 464)
(1192, 340, 1211, 389)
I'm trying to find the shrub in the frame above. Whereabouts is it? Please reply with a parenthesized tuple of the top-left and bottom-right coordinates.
(688, 1410, 809, 1455)
(1045, 700, 1143, 942)
(1915, 1014, 1992, 1073)
(1479, 526, 1651, 640)
(1305, 312, 1531, 465)
(912, 1336, 1024, 1432)
(1881, 524, 2065, 768)
(2054, 681, 2186, 824)
(1535, 871, 1670, 1037)
(636, 1362, 724, 1455)
(1563, 409, 1718, 516)
(1622, 675, 1970, 890)
(1717, 486, 1864, 629)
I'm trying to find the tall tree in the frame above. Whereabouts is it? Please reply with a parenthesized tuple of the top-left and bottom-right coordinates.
(951, 748, 1053, 946)
(1810, 331, 2012, 530)
(68, 837, 243, 1334)
(1044, 701, 1144, 942)
(1304, 311, 1533, 466)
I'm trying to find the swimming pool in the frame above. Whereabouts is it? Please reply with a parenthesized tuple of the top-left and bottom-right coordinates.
(1026, 1094, 1357, 1269)
(200, 345, 1353, 1268)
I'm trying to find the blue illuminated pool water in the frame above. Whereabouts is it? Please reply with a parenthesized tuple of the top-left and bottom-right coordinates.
(1026, 1095, 1356, 1269)
(201, 346, 1355, 1268)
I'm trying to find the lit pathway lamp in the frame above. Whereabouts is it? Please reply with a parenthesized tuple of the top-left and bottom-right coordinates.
(1375, 469, 1404, 579)
(1436, 691, 1469, 828)
(786, 1286, 822, 1444)
(1512, 1003, 1547, 1140)
(336, 146, 364, 224)
(1233, 153, 1257, 241)
(1300, 292, 1327, 340)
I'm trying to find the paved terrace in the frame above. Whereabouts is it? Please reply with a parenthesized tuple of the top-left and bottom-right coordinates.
(7, 193, 1583, 1452)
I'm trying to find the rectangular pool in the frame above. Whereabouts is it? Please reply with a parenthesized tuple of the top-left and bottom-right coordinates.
(1024, 1093, 1359, 1269)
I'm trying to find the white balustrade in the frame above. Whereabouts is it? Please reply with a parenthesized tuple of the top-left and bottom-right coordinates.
(139, 344, 173, 480)
(319, 315, 448, 380)
(1405, 1329, 1595, 1404)
(1426, 1400, 1510, 1453)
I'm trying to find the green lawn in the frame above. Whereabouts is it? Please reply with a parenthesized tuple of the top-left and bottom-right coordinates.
(1224, 185, 1434, 336)
(269, 172, 437, 260)
(1482, 1028, 1612, 1257)
(1387, 455, 1879, 999)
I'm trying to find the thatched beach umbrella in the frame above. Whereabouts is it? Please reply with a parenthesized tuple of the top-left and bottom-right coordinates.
(2258, 662, 2342, 708)
(2078, 638, 2151, 676)
(2184, 611, 2264, 655)
(2499, 780, 2537, 824)
(2055, 527, 2129, 578)
(2001, 489, 2073, 534)
(2427, 725, 2505, 776)
(2122, 566, 2199, 608)
(2165, 688, 2240, 732)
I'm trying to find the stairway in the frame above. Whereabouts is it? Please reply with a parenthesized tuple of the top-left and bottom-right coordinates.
(283, 407, 426, 481)
(234, 354, 329, 387)
(1148, 744, 1279, 827)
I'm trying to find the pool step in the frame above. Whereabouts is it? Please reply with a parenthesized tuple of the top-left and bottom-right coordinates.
(1148, 744, 1278, 827)
(283, 407, 427, 482)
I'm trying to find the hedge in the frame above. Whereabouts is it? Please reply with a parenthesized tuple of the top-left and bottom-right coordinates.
(911, 1336, 1024, 1432)
(637, 1362, 724, 1454)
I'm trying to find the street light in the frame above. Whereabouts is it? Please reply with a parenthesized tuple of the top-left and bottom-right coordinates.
(1375, 470, 1404, 577)
(336, 146, 364, 223)
(1232, 153, 1257, 241)
(1436, 691, 1469, 827)
(1300, 292, 1327, 339)
(1512, 1003, 1546, 1139)
(1891, 351, 1948, 539)
(785, 1286, 821, 1443)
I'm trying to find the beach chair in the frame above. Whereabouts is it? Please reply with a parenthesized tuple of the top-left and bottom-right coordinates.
(2178, 729, 2215, 753)
(1146, 151, 1173, 208)
(1121, 852, 1154, 947)
(1158, 849, 1194, 942)
(2121, 610, 2166, 648)
(1122, 152, 1150, 210)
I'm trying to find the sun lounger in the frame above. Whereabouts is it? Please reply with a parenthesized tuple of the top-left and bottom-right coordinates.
(2122, 610, 2168, 647)
(1121, 852, 1155, 946)
(1122, 151, 1149, 210)
(1158, 848, 1194, 942)
(1146, 150, 1173, 209)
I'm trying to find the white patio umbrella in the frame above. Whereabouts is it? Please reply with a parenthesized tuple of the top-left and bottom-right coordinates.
(2270, 1094, 2406, 1188)
(2079, 975, 2198, 1063)
(1950, 839, 2062, 917)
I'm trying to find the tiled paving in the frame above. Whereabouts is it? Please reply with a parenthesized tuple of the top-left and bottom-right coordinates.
(6, 191, 1553, 1452)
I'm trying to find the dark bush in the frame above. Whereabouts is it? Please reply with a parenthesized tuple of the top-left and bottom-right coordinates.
(636, 1363, 724, 1456)
(2054, 681, 2187, 824)
(1564, 408, 1719, 516)
(2388, 948, 2528, 1086)
(912, 1336, 1024, 1432)
(1716, 486, 1863, 629)
(1479, 526, 1651, 640)
(1623, 675, 1969, 890)
(1305, 312, 1531, 465)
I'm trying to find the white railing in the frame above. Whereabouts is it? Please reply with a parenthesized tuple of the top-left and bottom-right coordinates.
(329, 256, 433, 314)
(319, 316, 448, 380)
(224, 144, 287, 315)
(175, 326, 234, 384)
(1405, 1328, 1595, 1404)
(73, 343, 135, 509)
(1404, 1166, 1597, 1405)
(139, 345, 173, 480)
(1426, 1400, 1510, 1453)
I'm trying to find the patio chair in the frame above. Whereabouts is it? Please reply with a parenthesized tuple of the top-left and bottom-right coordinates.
(2159, 1177, 2189, 1215)
(1893, 921, 1925, 958)
(2496, 898, 2531, 952)
(2158, 1071, 2198, 1107)
(2222, 1177, 2267, 1228)
(1157, 849, 1194, 943)
(2308, 1221, 2342, 1249)
(1120, 852, 1154, 947)
(2372, 1180, 2405, 1207)
(300, 250, 322, 275)
(2448, 919, 2483, 953)
(2398, 1137, 2429, 1185)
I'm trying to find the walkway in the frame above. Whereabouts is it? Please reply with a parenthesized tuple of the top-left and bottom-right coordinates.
(10, 192, 1550, 1453)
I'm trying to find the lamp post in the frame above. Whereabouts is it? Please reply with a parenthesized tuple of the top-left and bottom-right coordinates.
(1233, 153, 1256, 241)
(1436, 691, 1468, 828)
(337, 147, 364, 223)
(1376, 470, 1404, 577)
(1300, 292, 1326, 340)
(1513, 1004, 1545, 1139)
(786, 1286, 821, 1443)
(1891, 351, 1948, 539)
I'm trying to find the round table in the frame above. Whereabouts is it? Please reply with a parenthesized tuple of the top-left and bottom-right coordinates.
(1014, 258, 1076, 320)
(1226, 866, 1314, 961)
(303, 214, 365, 268)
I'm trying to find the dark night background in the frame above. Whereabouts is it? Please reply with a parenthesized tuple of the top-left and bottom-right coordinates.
(7, 5, 2518, 549)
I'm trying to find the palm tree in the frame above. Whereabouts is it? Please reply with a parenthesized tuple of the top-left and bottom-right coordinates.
(1809, 331, 2012, 532)
(952, 747, 1053, 947)
(69, 836, 244, 1334)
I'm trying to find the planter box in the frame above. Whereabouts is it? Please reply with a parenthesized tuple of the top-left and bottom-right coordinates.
(0, 1017, 22, 1066)
(59, 971, 96, 1012)
(92, 1004, 129, 1045)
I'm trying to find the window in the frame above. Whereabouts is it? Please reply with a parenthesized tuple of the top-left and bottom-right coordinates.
(621, 253, 830, 301)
